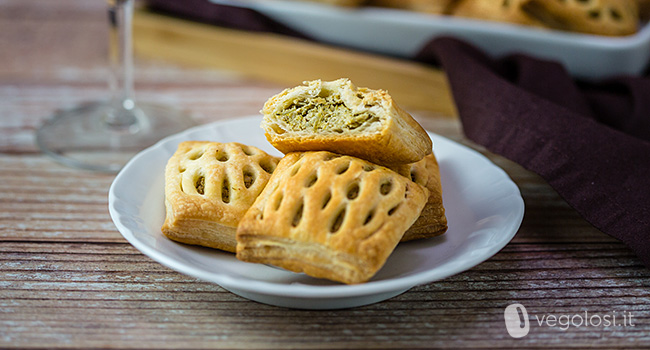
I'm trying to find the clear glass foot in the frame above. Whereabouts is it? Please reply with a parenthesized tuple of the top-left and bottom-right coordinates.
(36, 101, 195, 173)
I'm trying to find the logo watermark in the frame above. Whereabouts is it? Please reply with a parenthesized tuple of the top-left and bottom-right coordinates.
(504, 303, 635, 338)
(504, 303, 530, 338)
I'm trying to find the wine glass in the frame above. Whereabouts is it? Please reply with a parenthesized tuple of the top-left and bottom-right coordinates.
(36, 0, 195, 173)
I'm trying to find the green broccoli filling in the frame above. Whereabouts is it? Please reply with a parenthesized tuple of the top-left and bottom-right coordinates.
(277, 96, 377, 133)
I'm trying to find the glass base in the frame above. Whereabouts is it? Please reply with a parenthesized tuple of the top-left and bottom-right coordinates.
(36, 101, 196, 173)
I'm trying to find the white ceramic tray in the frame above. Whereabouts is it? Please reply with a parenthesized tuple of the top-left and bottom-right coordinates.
(210, 0, 650, 79)
(108, 116, 524, 309)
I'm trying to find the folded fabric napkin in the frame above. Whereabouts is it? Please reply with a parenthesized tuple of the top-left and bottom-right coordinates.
(146, 0, 650, 267)
(417, 38, 650, 267)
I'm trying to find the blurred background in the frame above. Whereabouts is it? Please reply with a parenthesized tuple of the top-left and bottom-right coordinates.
(4, 0, 649, 159)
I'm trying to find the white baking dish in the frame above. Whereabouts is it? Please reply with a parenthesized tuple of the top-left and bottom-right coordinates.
(210, 0, 650, 80)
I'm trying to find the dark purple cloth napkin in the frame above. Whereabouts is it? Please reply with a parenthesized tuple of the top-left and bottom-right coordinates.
(417, 38, 650, 267)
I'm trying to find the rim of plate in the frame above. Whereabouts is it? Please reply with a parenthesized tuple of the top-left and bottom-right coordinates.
(108, 116, 524, 299)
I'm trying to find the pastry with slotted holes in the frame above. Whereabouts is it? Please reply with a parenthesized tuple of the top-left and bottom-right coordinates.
(261, 78, 432, 166)
(236, 151, 429, 284)
(162, 141, 281, 253)
(521, 0, 639, 36)
(391, 153, 448, 242)
(452, 0, 543, 27)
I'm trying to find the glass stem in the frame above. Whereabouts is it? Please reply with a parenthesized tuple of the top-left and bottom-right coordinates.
(106, 0, 137, 128)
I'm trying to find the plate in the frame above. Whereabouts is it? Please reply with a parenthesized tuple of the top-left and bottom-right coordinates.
(209, 0, 650, 79)
(108, 116, 524, 309)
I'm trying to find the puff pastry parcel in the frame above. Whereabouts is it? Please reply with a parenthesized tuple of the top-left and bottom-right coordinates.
(452, 0, 542, 27)
(370, 0, 459, 14)
(261, 79, 432, 166)
(521, 0, 639, 36)
(296, 0, 368, 6)
(236, 151, 429, 284)
(392, 153, 448, 241)
(162, 141, 280, 253)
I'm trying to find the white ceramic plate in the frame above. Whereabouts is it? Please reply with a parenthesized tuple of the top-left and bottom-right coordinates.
(108, 116, 524, 309)
(209, 0, 650, 79)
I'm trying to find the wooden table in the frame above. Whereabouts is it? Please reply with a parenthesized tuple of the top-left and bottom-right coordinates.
(2, 1, 649, 348)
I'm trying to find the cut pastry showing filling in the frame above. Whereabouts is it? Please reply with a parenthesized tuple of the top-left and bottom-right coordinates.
(236, 151, 429, 284)
(261, 78, 432, 166)
(162, 141, 280, 253)
(273, 95, 381, 134)
(391, 153, 448, 241)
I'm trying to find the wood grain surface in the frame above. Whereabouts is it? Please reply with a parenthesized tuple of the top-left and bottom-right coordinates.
(131, 9, 458, 116)
(1, 1, 649, 349)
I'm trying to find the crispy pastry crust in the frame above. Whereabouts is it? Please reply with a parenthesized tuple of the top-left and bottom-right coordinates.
(452, 0, 542, 26)
(391, 153, 448, 241)
(236, 151, 428, 284)
(162, 141, 280, 253)
(298, 0, 368, 6)
(261, 79, 432, 166)
(521, 0, 639, 36)
(370, 0, 459, 14)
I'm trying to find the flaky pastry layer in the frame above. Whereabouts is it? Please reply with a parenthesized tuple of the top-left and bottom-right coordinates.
(392, 153, 448, 241)
(236, 151, 428, 284)
(261, 78, 432, 166)
(521, 0, 639, 36)
(162, 141, 280, 253)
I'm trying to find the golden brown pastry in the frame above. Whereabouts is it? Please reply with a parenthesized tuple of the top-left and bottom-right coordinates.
(370, 0, 460, 14)
(162, 141, 280, 253)
(452, 0, 542, 27)
(236, 151, 429, 284)
(261, 78, 432, 166)
(391, 153, 448, 241)
(292, 0, 368, 6)
(521, 0, 639, 36)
